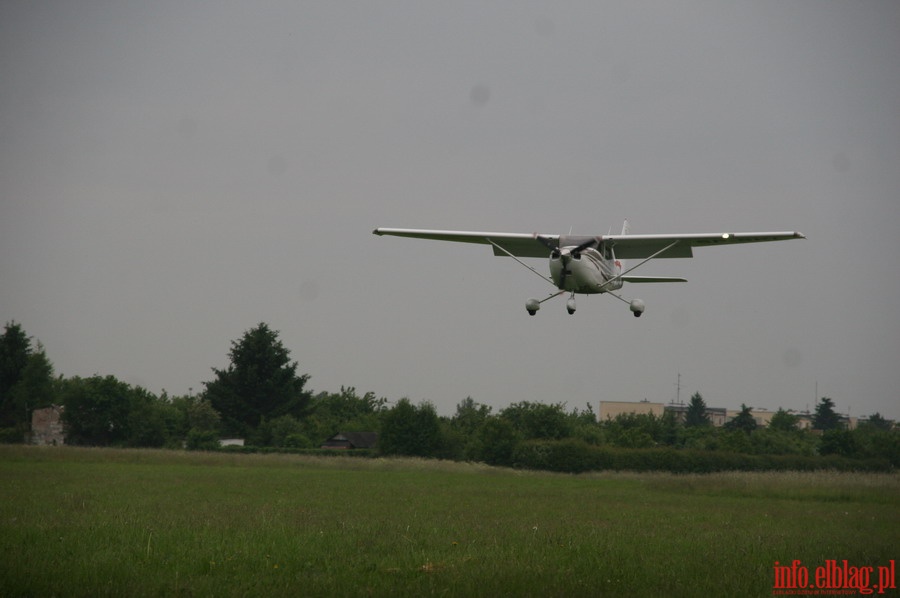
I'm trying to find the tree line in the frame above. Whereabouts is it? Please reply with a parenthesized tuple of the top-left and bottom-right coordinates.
(1, 321, 897, 470)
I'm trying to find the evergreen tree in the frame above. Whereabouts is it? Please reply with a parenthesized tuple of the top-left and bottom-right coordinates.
(812, 397, 842, 431)
(0, 321, 32, 428)
(684, 392, 711, 427)
(724, 404, 757, 433)
(204, 323, 312, 437)
(11, 343, 56, 422)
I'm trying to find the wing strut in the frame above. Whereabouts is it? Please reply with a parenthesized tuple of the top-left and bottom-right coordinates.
(597, 240, 682, 292)
(485, 238, 556, 287)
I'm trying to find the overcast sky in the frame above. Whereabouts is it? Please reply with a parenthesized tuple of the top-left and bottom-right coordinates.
(2, 1, 898, 420)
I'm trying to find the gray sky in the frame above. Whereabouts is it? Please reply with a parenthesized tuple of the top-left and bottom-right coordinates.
(2, 1, 898, 420)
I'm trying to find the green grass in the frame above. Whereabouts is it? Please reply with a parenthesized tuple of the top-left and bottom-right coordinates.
(1, 446, 897, 597)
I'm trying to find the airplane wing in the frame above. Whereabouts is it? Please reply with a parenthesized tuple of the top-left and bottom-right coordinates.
(372, 228, 557, 258)
(598, 231, 806, 259)
(373, 228, 805, 259)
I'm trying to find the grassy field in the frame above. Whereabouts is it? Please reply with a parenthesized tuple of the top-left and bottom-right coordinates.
(1, 446, 897, 597)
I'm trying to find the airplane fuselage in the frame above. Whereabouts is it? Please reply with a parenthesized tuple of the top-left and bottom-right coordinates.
(548, 246, 624, 294)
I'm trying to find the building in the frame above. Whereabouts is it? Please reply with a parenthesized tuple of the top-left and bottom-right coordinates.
(665, 403, 728, 427)
(31, 405, 65, 445)
(601, 401, 869, 430)
(320, 432, 378, 450)
(601, 399, 728, 426)
(599, 400, 665, 421)
(725, 408, 777, 428)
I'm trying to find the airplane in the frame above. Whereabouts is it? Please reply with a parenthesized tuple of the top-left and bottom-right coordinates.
(372, 221, 805, 317)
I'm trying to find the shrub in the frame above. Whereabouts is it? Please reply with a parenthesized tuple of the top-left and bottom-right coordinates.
(185, 428, 220, 451)
(511, 440, 893, 474)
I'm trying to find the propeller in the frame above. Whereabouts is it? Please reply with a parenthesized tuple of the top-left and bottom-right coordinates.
(534, 235, 597, 257)
(534, 234, 559, 258)
(570, 237, 599, 256)
(533, 235, 599, 290)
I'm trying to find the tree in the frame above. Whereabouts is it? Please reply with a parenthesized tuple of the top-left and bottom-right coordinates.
(684, 392, 711, 427)
(768, 408, 800, 432)
(261, 415, 312, 448)
(570, 404, 604, 445)
(602, 412, 675, 448)
(851, 426, 900, 467)
(60, 375, 136, 446)
(0, 321, 32, 428)
(301, 386, 386, 445)
(500, 401, 573, 440)
(724, 404, 757, 433)
(813, 397, 842, 431)
(819, 429, 859, 457)
(10, 343, 56, 422)
(124, 386, 171, 448)
(439, 397, 492, 460)
(379, 398, 441, 457)
(204, 323, 312, 437)
(451, 397, 492, 436)
(471, 417, 521, 466)
(860, 412, 892, 431)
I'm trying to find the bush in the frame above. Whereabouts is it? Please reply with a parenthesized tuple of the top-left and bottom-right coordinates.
(185, 428, 220, 451)
(471, 418, 521, 466)
(0, 427, 24, 444)
(511, 440, 893, 474)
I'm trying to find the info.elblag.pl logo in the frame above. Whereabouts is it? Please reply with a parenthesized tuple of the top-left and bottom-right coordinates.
(773, 559, 896, 595)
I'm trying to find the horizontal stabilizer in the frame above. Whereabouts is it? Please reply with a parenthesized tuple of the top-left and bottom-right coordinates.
(621, 276, 687, 283)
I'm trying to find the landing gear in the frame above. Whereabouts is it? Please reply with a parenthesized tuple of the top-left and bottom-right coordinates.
(629, 298, 645, 317)
(525, 291, 566, 316)
(525, 294, 577, 315)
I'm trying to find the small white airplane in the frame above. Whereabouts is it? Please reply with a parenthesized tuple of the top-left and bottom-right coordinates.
(373, 222, 805, 317)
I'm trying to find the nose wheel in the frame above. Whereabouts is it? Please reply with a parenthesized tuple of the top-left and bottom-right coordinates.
(526, 293, 578, 315)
